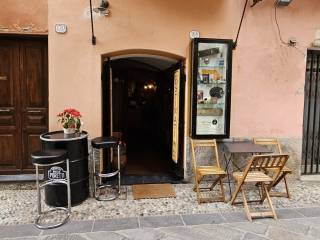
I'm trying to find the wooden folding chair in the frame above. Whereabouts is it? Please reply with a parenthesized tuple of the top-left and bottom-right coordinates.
(253, 138, 292, 198)
(230, 154, 289, 221)
(190, 138, 226, 204)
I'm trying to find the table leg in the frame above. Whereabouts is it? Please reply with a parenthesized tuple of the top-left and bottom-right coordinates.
(223, 152, 233, 199)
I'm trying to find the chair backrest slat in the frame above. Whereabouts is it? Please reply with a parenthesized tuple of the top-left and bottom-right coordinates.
(239, 154, 289, 187)
(190, 138, 221, 168)
(253, 138, 283, 154)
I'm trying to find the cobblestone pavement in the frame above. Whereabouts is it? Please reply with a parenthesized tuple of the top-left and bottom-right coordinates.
(1, 207, 320, 240)
(1, 181, 320, 225)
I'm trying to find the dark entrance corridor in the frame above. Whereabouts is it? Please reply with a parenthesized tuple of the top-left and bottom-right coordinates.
(104, 56, 184, 183)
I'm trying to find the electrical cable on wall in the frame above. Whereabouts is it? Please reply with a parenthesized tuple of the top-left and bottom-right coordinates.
(274, 0, 287, 45)
(274, 0, 306, 56)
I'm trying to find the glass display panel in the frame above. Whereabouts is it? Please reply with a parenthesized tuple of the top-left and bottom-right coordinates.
(195, 42, 229, 135)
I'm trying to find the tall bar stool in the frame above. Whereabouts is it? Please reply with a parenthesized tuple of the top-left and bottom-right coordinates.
(31, 149, 71, 229)
(91, 137, 121, 201)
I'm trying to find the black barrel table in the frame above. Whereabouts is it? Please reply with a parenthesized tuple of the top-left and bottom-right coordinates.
(40, 131, 89, 207)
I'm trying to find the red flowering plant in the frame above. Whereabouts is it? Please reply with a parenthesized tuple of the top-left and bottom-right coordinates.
(57, 108, 82, 131)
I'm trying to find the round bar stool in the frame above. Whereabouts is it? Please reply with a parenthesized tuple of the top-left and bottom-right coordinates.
(91, 136, 121, 201)
(31, 149, 71, 229)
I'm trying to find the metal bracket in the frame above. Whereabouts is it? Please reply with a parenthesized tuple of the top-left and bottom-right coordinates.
(89, 0, 96, 45)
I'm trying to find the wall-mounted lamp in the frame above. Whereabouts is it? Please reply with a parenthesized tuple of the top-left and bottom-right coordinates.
(276, 0, 293, 6)
(89, 0, 110, 45)
(93, 0, 110, 16)
(251, 0, 262, 8)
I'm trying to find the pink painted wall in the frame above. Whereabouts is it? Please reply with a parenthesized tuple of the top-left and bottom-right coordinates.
(47, 0, 320, 138)
(0, 0, 47, 33)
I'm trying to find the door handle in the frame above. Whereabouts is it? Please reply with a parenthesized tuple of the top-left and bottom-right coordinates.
(27, 110, 42, 113)
(0, 76, 7, 81)
(0, 109, 10, 113)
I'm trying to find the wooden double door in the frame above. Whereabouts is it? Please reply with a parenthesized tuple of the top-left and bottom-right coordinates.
(0, 37, 48, 174)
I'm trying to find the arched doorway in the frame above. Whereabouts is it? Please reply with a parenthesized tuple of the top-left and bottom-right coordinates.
(101, 52, 185, 184)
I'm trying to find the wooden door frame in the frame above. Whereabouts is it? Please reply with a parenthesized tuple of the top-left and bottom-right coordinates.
(101, 51, 186, 179)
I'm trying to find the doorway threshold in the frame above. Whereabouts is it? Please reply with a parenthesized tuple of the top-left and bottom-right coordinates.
(122, 174, 184, 185)
(0, 174, 43, 182)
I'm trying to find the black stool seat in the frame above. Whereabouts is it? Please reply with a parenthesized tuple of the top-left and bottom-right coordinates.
(32, 150, 67, 165)
(91, 136, 120, 149)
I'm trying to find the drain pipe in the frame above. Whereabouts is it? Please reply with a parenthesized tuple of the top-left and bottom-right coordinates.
(89, 0, 96, 45)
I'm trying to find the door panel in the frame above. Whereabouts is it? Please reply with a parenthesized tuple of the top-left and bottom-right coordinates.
(170, 62, 185, 178)
(0, 41, 20, 173)
(0, 134, 17, 172)
(20, 40, 48, 172)
(22, 129, 44, 171)
(21, 41, 48, 108)
(172, 69, 180, 163)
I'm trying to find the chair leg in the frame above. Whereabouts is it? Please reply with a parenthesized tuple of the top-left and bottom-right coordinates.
(269, 173, 291, 198)
(241, 188, 252, 222)
(219, 178, 226, 202)
(272, 172, 285, 187)
(231, 180, 242, 204)
(283, 175, 290, 198)
(35, 165, 41, 217)
(66, 159, 71, 213)
(92, 149, 97, 198)
(193, 175, 202, 192)
(263, 183, 277, 220)
(209, 177, 220, 191)
(117, 145, 121, 194)
(259, 183, 266, 204)
(194, 174, 201, 204)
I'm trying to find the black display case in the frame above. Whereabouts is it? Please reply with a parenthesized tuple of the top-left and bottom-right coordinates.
(191, 38, 233, 138)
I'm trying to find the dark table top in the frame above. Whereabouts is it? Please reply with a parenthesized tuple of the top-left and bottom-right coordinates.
(222, 141, 273, 154)
(40, 130, 88, 142)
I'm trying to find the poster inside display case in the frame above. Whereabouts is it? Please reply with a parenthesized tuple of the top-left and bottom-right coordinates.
(191, 38, 233, 138)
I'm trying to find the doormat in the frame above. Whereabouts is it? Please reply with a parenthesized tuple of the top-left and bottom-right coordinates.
(132, 183, 176, 200)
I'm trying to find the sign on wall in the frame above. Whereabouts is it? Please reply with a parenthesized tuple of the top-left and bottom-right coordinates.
(55, 24, 67, 34)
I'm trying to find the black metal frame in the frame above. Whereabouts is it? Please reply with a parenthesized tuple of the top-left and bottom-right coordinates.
(302, 48, 320, 175)
(191, 38, 233, 139)
(89, 0, 96, 45)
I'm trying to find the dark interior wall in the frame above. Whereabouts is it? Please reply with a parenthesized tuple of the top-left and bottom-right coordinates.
(111, 59, 174, 155)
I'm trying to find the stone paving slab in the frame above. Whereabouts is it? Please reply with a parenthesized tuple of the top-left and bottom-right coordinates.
(92, 217, 138, 232)
(0, 224, 41, 239)
(139, 215, 184, 228)
(295, 206, 320, 217)
(41, 220, 93, 236)
(181, 213, 225, 225)
(2, 207, 320, 239)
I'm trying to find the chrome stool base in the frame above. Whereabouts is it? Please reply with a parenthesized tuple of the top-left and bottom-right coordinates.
(95, 184, 119, 201)
(35, 207, 71, 229)
(32, 149, 71, 230)
(91, 137, 122, 201)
